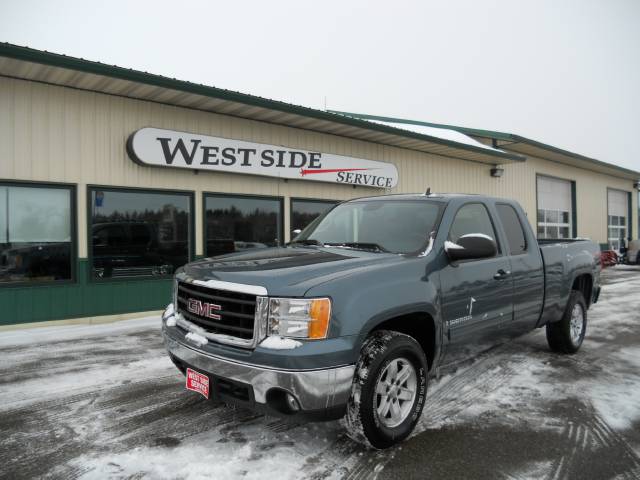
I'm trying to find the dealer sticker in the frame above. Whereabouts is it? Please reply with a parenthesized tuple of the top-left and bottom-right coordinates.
(185, 368, 210, 399)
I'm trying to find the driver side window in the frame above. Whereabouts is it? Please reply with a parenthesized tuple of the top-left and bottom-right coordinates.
(449, 203, 499, 254)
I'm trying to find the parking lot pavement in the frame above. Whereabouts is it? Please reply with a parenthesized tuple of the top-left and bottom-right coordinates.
(1, 266, 640, 480)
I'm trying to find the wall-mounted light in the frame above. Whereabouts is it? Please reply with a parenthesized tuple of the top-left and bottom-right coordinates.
(634, 181, 640, 190)
(490, 166, 504, 178)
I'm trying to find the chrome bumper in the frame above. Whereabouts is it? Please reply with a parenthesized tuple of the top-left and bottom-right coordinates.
(164, 332, 355, 412)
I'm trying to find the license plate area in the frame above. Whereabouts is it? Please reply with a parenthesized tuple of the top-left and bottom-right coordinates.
(185, 367, 210, 399)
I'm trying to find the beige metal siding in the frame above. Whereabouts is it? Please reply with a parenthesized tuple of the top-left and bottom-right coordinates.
(0, 76, 637, 255)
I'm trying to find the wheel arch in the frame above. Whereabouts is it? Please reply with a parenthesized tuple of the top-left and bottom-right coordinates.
(366, 311, 439, 371)
(571, 272, 593, 307)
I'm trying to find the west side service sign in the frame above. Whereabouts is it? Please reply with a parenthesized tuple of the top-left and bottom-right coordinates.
(127, 128, 398, 188)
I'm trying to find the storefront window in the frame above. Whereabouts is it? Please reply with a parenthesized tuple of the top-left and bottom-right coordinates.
(0, 184, 73, 284)
(89, 188, 192, 279)
(290, 199, 337, 236)
(204, 194, 282, 257)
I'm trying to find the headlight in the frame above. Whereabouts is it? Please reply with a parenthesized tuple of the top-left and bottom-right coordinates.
(268, 297, 331, 339)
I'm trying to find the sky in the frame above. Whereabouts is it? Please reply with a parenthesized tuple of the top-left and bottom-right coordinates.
(1, 0, 639, 172)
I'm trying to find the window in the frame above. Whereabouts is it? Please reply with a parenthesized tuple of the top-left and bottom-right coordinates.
(496, 204, 527, 255)
(204, 194, 282, 257)
(296, 199, 441, 254)
(89, 188, 192, 279)
(290, 199, 337, 235)
(0, 183, 74, 284)
(448, 203, 498, 254)
(608, 189, 629, 251)
(536, 176, 574, 239)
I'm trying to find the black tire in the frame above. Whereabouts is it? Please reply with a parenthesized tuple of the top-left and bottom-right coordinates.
(342, 330, 428, 449)
(546, 290, 587, 354)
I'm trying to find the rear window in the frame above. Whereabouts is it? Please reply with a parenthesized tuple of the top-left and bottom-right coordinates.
(496, 204, 527, 255)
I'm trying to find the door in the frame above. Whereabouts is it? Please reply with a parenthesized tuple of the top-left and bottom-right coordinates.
(440, 203, 514, 365)
(495, 203, 544, 335)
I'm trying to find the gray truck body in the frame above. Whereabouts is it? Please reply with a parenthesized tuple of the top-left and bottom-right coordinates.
(162, 194, 601, 419)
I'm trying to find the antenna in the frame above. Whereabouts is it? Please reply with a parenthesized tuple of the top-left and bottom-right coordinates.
(425, 187, 431, 196)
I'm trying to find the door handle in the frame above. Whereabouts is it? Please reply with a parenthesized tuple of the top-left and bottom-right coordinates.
(493, 269, 511, 280)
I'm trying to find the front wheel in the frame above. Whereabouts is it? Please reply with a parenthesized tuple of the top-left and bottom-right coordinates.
(343, 330, 428, 449)
(546, 290, 587, 354)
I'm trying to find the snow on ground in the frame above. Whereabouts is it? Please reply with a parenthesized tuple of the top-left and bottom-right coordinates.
(1, 266, 639, 479)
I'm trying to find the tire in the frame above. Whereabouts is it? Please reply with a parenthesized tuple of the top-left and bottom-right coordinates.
(342, 330, 428, 449)
(546, 290, 587, 354)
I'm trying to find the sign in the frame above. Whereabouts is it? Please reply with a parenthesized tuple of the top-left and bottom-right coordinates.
(127, 127, 398, 188)
(185, 368, 210, 399)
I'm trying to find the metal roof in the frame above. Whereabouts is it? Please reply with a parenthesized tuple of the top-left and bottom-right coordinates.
(0, 43, 524, 166)
(327, 111, 640, 181)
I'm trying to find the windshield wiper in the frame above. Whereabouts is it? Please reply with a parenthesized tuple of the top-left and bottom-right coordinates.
(324, 242, 389, 253)
(290, 238, 325, 247)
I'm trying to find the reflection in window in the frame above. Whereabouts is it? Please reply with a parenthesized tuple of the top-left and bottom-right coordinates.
(205, 195, 282, 257)
(0, 184, 73, 284)
(90, 189, 191, 279)
(290, 199, 337, 235)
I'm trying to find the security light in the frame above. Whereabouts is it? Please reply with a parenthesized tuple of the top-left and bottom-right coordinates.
(490, 167, 504, 178)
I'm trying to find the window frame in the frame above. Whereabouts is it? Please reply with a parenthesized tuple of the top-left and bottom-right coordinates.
(203, 192, 284, 257)
(495, 202, 528, 256)
(87, 185, 195, 283)
(289, 197, 339, 233)
(0, 180, 77, 288)
(535, 173, 577, 239)
(447, 201, 502, 261)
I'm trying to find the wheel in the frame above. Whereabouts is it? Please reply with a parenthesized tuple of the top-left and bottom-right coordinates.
(546, 290, 587, 354)
(342, 330, 428, 449)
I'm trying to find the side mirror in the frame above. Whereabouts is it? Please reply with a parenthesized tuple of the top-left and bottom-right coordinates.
(446, 234, 497, 261)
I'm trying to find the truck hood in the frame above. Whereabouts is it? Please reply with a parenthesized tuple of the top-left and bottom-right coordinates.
(182, 246, 405, 296)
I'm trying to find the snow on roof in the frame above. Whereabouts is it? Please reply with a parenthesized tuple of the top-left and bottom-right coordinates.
(362, 119, 506, 154)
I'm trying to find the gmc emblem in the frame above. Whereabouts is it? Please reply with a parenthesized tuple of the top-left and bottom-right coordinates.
(187, 298, 221, 320)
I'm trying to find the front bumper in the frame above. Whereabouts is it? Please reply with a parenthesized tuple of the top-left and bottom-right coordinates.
(163, 329, 355, 420)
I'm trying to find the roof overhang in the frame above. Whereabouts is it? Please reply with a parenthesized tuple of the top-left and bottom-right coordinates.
(0, 43, 524, 166)
(330, 111, 640, 182)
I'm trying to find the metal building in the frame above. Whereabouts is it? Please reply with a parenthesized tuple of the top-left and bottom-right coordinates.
(0, 44, 637, 327)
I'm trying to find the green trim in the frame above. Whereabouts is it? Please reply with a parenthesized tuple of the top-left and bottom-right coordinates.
(0, 43, 523, 163)
(0, 259, 171, 325)
(330, 110, 640, 179)
(571, 181, 578, 238)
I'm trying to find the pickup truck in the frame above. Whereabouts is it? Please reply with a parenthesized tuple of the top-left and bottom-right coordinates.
(161, 193, 601, 449)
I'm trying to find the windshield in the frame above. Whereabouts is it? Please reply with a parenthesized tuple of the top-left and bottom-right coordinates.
(294, 199, 442, 254)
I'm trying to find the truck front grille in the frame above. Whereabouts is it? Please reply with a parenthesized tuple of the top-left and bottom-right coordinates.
(176, 281, 257, 341)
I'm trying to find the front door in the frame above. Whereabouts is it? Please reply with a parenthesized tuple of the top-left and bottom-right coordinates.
(439, 203, 514, 366)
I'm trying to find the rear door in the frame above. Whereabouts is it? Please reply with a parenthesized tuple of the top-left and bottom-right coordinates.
(440, 202, 514, 364)
(495, 203, 544, 335)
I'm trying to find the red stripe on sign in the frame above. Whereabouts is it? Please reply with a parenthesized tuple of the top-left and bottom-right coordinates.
(299, 168, 373, 177)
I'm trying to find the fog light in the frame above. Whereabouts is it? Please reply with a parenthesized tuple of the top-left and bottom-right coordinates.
(285, 393, 300, 412)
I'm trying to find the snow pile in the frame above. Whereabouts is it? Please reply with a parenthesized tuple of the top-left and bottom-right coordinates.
(444, 240, 463, 250)
(260, 335, 303, 350)
(185, 332, 208, 347)
(362, 118, 504, 153)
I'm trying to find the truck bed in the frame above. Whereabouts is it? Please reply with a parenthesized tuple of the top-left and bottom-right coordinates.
(537, 239, 601, 326)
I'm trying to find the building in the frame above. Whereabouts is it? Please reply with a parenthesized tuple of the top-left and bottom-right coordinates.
(0, 43, 638, 327)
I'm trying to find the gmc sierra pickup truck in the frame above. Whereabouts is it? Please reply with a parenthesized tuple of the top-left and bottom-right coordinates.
(162, 193, 601, 448)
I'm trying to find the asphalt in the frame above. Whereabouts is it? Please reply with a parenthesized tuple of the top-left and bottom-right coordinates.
(1, 266, 639, 480)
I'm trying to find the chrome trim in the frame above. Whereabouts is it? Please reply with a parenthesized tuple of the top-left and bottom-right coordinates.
(192, 279, 267, 296)
(164, 332, 355, 410)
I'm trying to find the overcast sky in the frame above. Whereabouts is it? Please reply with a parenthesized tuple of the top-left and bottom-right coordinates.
(1, 0, 639, 171)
